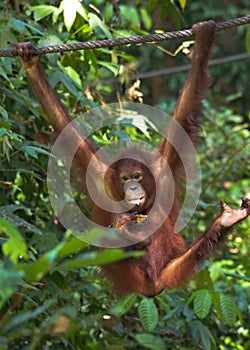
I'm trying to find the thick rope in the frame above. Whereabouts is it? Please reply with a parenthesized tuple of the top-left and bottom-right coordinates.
(0, 15, 250, 57)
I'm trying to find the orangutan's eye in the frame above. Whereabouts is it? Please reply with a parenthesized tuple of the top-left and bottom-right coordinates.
(134, 173, 141, 180)
(121, 175, 129, 182)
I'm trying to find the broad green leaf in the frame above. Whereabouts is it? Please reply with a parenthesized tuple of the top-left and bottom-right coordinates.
(56, 236, 88, 260)
(0, 106, 8, 120)
(155, 294, 170, 313)
(220, 294, 237, 326)
(147, 0, 159, 13)
(10, 18, 26, 32)
(120, 6, 140, 27)
(0, 218, 28, 263)
(212, 291, 239, 326)
(211, 290, 222, 311)
(38, 34, 63, 47)
(30, 5, 58, 22)
(0, 24, 16, 48)
(140, 8, 152, 30)
(110, 294, 137, 317)
(191, 320, 215, 350)
(17, 243, 65, 281)
(195, 268, 214, 289)
(57, 249, 144, 270)
(59, 72, 83, 99)
(194, 289, 212, 319)
(11, 19, 45, 36)
(136, 333, 166, 350)
(89, 13, 112, 39)
(117, 110, 157, 139)
(98, 61, 118, 75)
(64, 66, 82, 87)
(138, 298, 158, 332)
(61, 0, 76, 31)
(71, 0, 88, 20)
(60, 0, 87, 31)
(85, 50, 98, 71)
(18, 238, 142, 281)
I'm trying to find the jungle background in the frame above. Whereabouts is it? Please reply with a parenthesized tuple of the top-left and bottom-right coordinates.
(0, 0, 249, 349)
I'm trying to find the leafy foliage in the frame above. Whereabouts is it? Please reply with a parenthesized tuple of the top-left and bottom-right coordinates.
(136, 333, 166, 350)
(219, 293, 238, 327)
(193, 289, 212, 319)
(110, 294, 137, 317)
(191, 320, 216, 350)
(0, 0, 249, 349)
(0, 218, 28, 263)
(138, 298, 159, 332)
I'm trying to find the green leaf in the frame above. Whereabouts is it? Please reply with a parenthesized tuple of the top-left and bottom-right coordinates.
(17, 242, 65, 281)
(110, 294, 137, 317)
(219, 294, 237, 326)
(138, 298, 158, 332)
(0, 218, 28, 263)
(56, 236, 88, 260)
(155, 294, 170, 313)
(140, 8, 152, 30)
(0, 106, 9, 120)
(61, 0, 76, 31)
(194, 289, 212, 319)
(211, 290, 221, 309)
(57, 249, 143, 270)
(59, 72, 83, 99)
(10, 18, 26, 32)
(30, 5, 58, 22)
(11, 19, 45, 36)
(60, 0, 87, 31)
(0, 263, 24, 308)
(195, 269, 214, 289)
(0, 24, 16, 48)
(2, 135, 12, 161)
(191, 320, 215, 350)
(2, 301, 53, 332)
(120, 6, 140, 27)
(147, 0, 159, 13)
(64, 66, 82, 87)
(135, 333, 166, 350)
(0, 127, 24, 142)
(117, 110, 157, 139)
(38, 34, 63, 47)
(89, 13, 112, 39)
(18, 240, 142, 281)
(0, 205, 42, 236)
(21, 145, 51, 159)
(98, 61, 118, 75)
(0, 65, 10, 81)
(246, 26, 250, 56)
